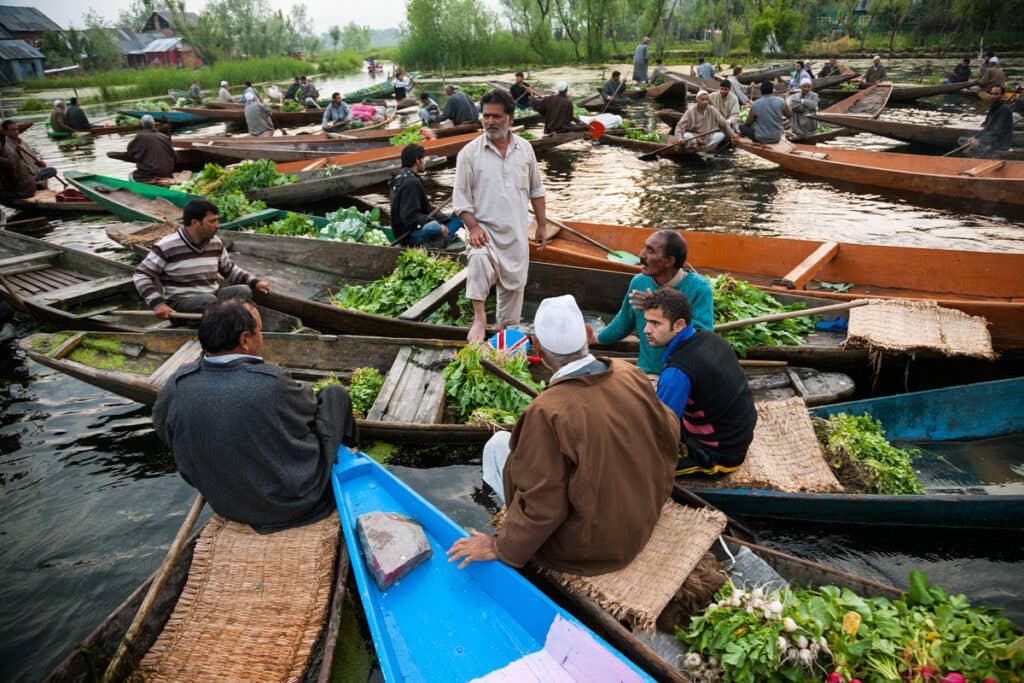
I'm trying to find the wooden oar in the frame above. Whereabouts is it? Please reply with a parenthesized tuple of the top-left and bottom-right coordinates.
(942, 141, 972, 157)
(390, 193, 453, 246)
(101, 493, 206, 683)
(478, 359, 757, 542)
(598, 82, 625, 115)
(111, 309, 203, 320)
(638, 129, 717, 161)
(531, 211, 641, 266)
(714, 299, 869, 331)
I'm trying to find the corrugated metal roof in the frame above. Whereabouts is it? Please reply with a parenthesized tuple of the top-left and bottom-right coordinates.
(142, 37, 183, 53)
(0, 39, 45, 60)
(0, 6, 63, 33)
(113, 28, 166, 54)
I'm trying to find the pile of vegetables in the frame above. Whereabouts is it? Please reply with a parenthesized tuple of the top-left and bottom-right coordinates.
(171, 160, 298, 196)
(518, 131, 536, 141)
(678, 571, 1023, 683)
(711, 275, 817, 356)
(280, 100, 303, 111)
(319, 206, 389, 245)
(814, 413, 924, 495)
(625, 129, 663, 143)
(349, 368, 384, 416)
(332, 249, 463, 320)
(115, 100, 174, 126)
(443, 345, 543, 423)
(573, 104, 590, 117)
(211, 193, 267, 222)
(257, 212, 315, 237)
(389, 124, 424, 146)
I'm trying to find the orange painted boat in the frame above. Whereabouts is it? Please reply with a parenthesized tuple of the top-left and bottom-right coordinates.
(528, 220, 1024, 350)
(275, 131, 484, 173)
(734, 140, 1024, 212)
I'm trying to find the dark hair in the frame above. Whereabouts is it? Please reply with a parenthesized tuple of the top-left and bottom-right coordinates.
(796, 60, 804, 68)
(419, 92, 430, 100)
(653, 229, 687, 268)
(69, 97, 79, 106)
(515, 71, 524, 77)
(183, 198, 218, 227)
(331, 92, 341, 99)
(656, 58, 663, 64)
(480, 88, 514, 115)
(698, 57, 705, 63)
(611, 70, 621, 78)
(760, 81, 774, 95)
(198, 298, 258, 354)
(643, 288, 692, 326)
(719, 79, 731, 88)
(245, 81, 252, 86)
(1, 120, 16, 130)
(401, 143, 425, 167)
(295, 76, 301, 81)
(962, 57, 970, 63)
(732, 66, 742, 75)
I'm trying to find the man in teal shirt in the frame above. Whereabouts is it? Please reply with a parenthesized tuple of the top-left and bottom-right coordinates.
(589, 229, 714, 373)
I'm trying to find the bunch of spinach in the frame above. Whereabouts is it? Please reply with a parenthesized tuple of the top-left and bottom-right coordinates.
(815, 413, 924, 495)
(389, 124, 424, 146)
(332, 249, 462, 318)
(172, 160, 297, 195)
(443, 345, 543, 423)
(711, 275, 817, 356)
(625, 129, 663, 143)
(256, 212, 315, 237)
(348, 367, 384, 416)
(211, 192, 266, 222)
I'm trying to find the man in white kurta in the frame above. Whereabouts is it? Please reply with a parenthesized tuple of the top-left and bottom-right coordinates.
(454, 89, 547, 342)
(709, 80, 741, 132)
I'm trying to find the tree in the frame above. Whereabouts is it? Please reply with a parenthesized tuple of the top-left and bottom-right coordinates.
(40, 29, 75, 67)
(873, 0, 911, 55)
(328, 25, 341, 50)
(341, 21, 371, 52)
(81, 10, 124, 70)
(118, 0, 158, 32)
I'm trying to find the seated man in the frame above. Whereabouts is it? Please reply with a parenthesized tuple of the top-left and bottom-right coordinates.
(787, 60, 813, 89)
(531, 81, 581, 133)
(651, 59, 669, 83)
(860, 56, 887, 89)
(187, 79, 203, 103)
(436, 85, 478, 126)
(972, 56, 1006, 93)
(787, 78, 819, 138)
(739, 82, 791, 144)
(674, 89, 734, 150)
(283, 76, 302, 102)
(696, 57, 715, 81)
(321, 92, 353, 130)
(0, 119, 56, 202)
(153, 298, 358, 532)
(958, 86, 1013, 153)
(708, 79, 741, 132)
(389, 144, 462, 248)
(590, 229, 713, 375)
(300, 77, 320, 108)
(134, 198, 272, 320)
(243, 92, 275, 137)
(643, 288, 757, 477)
(818, 56, 842, 78)
(243, 81, 258, 100)
(50, 100, 71, 133)
(125, 114, 175, 183)
(946, 58, 970, 84)
(447, 295, 679, 574)
(218, 80, 233, 102)
(601, 71, 631, 107)
(66, 97, 92, 129)
(417, 92, 440, 126)
(727, 66, 750, 105)
(509, 71, 537, 110)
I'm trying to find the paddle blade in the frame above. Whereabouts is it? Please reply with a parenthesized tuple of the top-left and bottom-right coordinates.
(607, 250, 642, 265)
(588, 120, 606, 139)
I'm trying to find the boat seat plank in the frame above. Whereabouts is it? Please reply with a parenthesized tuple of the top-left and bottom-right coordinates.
(367, 347, 454, 424)
(14, 269, 67, 291)
(399, 270, 468, 321)
(5, 273, 44, 294)
(0, 250, 60, 270)
(959, 160, 1004, 177)
(774, 242, 839, 289)
(50, 267, 90, 283)
(0, 262, 57, 278)
(50, 332, 88, 359)
(230, 252, 338, 300)
(73, 304, 124, 319)
(31, 275, 135, 306)
(147, 339, 203, 388)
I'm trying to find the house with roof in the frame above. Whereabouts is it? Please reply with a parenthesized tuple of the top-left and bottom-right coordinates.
(143, 11, 199, 37)
(0, 39, 44, 83)
(0, 5, 63, 47)
(139, 36, 201, 68)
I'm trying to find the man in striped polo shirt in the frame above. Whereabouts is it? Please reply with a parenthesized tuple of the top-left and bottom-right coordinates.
(134, 198, 271, 320)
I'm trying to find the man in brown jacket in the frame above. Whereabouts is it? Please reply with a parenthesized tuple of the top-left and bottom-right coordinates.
(447, 295, 680, 576)
(125, 115, 175, 183)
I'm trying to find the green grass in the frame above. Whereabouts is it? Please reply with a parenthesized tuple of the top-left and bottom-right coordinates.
(316, 50, 364, 74)
(396, 32, 577, 69)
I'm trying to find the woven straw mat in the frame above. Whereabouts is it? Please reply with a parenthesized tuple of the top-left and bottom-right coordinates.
(542, 502, 727, 634)
(680, 397, 845, 494)
(844, 299, 995, 360)
(139, 512, 339, 682)
(111, 221, 179, 247)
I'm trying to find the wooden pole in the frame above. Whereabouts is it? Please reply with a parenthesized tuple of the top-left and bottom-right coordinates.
(101, 494, 205, 683)
(111, 309, 202, 320)
(714, 299, 869, 331)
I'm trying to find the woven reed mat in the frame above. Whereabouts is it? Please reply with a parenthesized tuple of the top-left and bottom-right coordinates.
(139, 512, 339, 681)
(512, 502, 727, 634)
(110, 221, 179, 247)
(844, 299, 995, 360)
(680, 397, 845, 494)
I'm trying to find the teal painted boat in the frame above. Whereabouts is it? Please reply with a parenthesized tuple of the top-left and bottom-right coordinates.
(688, 378, 1024, 531)
(331, 446, 654, 682)
(118, 109, 209, 125)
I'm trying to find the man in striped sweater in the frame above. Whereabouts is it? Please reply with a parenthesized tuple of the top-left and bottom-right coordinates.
(134, 199, 271, 320)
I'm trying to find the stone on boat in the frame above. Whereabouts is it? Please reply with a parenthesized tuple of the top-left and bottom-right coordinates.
(356, 511, 432, 591)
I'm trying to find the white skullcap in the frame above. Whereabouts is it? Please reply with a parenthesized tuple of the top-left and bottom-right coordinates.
(534, 295, 587, 355)
(244, 92, 256, 101)
(140, 114, 155, 126)
(873, 55, 881, 60)
(53, 99, 62, 106)
(555, 81, 568, 92)
(696, 89, 710, 97)
(800, 76, 812, 86)
(990, 55, 999, 63)
(220, 80, 228, 86)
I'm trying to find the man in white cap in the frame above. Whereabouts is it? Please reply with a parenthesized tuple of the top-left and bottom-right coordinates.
(860, 55, 887, 89)
(243, 91, 275, 137)
(633, 36, 651, 83)
(787, 77, 819, 138)
(447, 294, 680, 574)
(674, 89, 735, 151)
(49, 100, 70, 134)
(530, 80, 581, 133)
(218, 81, 233, 102)
(125, 114, 175, 183)
(974, 55, 1006, 93)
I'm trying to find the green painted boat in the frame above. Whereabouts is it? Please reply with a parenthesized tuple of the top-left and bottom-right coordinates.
(45, 121, 86, 140)
(343, 72, 417, 102)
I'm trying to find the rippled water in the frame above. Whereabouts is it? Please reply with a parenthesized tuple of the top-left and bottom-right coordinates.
(2, 60, 1023, 682)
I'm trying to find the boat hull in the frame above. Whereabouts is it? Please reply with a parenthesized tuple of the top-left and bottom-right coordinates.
(118, 109, 209, 125)
(811, 114, 1024, 149)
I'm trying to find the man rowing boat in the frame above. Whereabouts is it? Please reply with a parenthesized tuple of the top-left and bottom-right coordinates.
(447, 295, 679, 573)
(674, 89, 734, 150)
(531, 81, 583, 134)
(959, 86, 1013, 154)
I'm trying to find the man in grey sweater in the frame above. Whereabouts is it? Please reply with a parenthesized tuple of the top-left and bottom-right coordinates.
(153, 298, 359, 533)
(436, 85, 479, 126)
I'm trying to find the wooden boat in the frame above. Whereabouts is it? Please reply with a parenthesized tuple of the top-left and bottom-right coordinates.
(118, 109, 209, 125)
(5, 188, 102, 213)
(809, 66, 857, 90)
(332, 447, 655, 681)
(600, 130, 721, 160)
(735, 64, 790, 84)
(809, 113, 1024, 149)
(525, 129, 594, 152)
(171, 132, 335, 149)
(818, 82, 892, 117)
(735, 139, 1024, 215)
(333, 120, 480, 142)
(176, 108, 397, 130)
(575, 93, 623, 113)
(689, 378, 1024, 531)
(524, 219, 1024, 350)
(44, 517, 351, 682)
(107, 147, 203, 169)
(665, 70, 720, 93)
(820, 80, 972, 102)
(15, 121, 33, 132)
(190, 137, 389, 163)
(645, 79, 689, 102)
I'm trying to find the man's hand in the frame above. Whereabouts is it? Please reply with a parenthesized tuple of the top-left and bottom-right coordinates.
(446, 530, 498, 569)
(629, 287, 653, 310)
(534, 222, 547, 252)
(586, 325, 599, 346)
(154, 303, 174, 320)
(468, 225, 489, 248)
(440, 225, 450, 238)
(254, 281, 271, 294)
(968, 137, 981, 149)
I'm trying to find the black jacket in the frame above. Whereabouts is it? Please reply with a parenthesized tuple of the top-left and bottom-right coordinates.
(389, 167, 448, 240)
(980, 101, 1013, 150)
(66, 105, 91, 129)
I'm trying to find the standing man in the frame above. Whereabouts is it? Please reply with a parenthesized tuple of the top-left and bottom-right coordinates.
(673, 89, 734, 150)
(436, 85, 478, 126)
(509, 72, 538, 111)
(727, 66, 750, 105)
(531, 81, 580, 133)
(787, 78, 819, 138)
(321, 92, 353, 130)
(49, 100, 70, 133)
(643, 289, 756, 477)
(633, 37, 651, 83)
(187, 79, 203, 103)
(958, 86, 1013, 154)
(0, 119, 55, 202)
(453, 89, 546, 342)
(243, 92, 275, 137)
(591, 229, 713, 375)
(417, 92, 440, 126)
(66, 98, 92, 129)
(709, 79, 741, 132)
(134, 198, 272, 320)
(860, 56, 887, 88)
(739, 82, 791, 144)
(696, 57, 715, 81)
(218, 80, 233, 102)
(390, 144, 461, 248)
(601, 71, 630, 107)
(125, 114, 175, 183)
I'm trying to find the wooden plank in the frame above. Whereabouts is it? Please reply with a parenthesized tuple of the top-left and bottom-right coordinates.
(50, 332, 88, 359)
(7, 273, 43, 294)
(73, 304, 123, 319)
(785, 367, 808, 399)
(15, 270, 65, 291)
(411, 349, 455, 424)
(147, 340, 203, 388)
(960, 159, 1004, 177)
(773, 242, 839, 289)
(0, 250, 59, 269)
(50, 267, 91, 282)
(32, 275, 135, 306)
(43, 268, 82, 285)
(399, 269, 468, 321)
(366, 346, 412, 421)
(385, 360, 427, 423)
(0, 262, 56, 278)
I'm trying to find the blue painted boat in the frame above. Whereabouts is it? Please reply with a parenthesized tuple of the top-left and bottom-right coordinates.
(117, 109, 209, 125)
(689, 378, 1024, 531)
(331, 448, 654, 682)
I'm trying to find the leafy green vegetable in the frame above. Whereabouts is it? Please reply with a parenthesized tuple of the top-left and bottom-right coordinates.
(172, 159, 297, 195)
(625, 129, 662, 143)
(361, 229, 390, 246)
(210, 192, 267, 222)
(280, 100, 303, 111)
(711, 275, 817, 356)
(817, 280, 854, 293)
(469, 407, 520, 424)
(443, 345, 543, 423)
(349, 367, 384, 416)
(332, 249, 462, 318)
(814, 413, 924, 495)
(319, 206, 383, 242)
(518, 131, 536, 140)
(459, 85, 489, 99)
(312, 376, 342, 393)
(256, 212, 315, 237)
(389, 124, 424, 146)
(572, 105, 589, 117)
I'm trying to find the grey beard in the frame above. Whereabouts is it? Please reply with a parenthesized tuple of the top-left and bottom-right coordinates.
(485, 124, 508, 140)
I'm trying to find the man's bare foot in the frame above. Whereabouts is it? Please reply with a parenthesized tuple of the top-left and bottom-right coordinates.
(467, 320, 486, 342)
